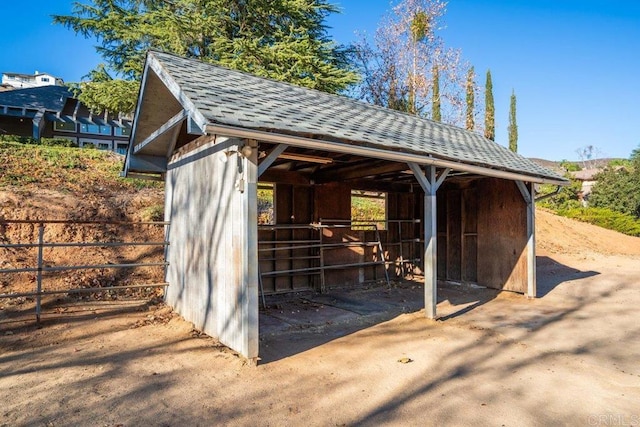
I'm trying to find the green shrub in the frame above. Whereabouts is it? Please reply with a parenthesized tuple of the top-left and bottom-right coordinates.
(41, 138, 78, 148)
(557, 207, 640, 237)
(537, 177, 582, 211)
(0, 134, 78, 147)
(139, 204, 164, 222)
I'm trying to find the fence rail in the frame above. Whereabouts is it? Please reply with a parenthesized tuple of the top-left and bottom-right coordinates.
(0, 219, 169, 323)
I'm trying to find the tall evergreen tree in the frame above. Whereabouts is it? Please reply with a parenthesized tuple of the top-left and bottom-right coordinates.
(508, 90, 518, 152)
(54, 0, 358, 113)
(432, 65, 441, 122)
(484, 70, 495, 140)
(465, 66, 475, 130)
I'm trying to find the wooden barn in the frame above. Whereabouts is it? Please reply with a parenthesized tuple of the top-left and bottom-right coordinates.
(124, 51, 567, 361)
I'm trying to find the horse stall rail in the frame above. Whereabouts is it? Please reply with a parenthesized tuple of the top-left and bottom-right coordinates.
(0, 219, 170, 324)
(258, 220, 422, 299)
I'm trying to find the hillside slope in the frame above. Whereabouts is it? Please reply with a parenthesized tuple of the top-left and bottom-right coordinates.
(2, 142, 639, 296)
(0, 143, 164, 297)
(536, 208, 640, 257)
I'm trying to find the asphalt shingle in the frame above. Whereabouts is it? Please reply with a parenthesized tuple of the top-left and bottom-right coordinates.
(0, 86, 72, 112)
(150, 50, 564, 182)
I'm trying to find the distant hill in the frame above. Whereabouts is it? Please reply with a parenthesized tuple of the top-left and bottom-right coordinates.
(528, 157, 623, 175)
(528, 158, 565, 175)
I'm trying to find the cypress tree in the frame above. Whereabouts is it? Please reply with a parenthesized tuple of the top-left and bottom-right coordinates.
(465, 66, 475, 130)
(508, 90, 518, 152)
(432, 65, 441, 122)
(484, 70, 495, 141)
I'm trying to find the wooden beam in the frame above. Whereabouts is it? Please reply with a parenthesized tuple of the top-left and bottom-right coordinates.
(515, 180, 532, 204)
(258, 144, 289, 177)
(166, 120, 183, 158)
(259, 169, 311, 185)
(348, 179, 413, 194)
(134, 109, 188, 153)
(170, 134, 217, 159)
(434, 168, 451, 191)
(407, 162, 432, 193)
(312, 160, 408, 183)
(127, 154, 168, 173)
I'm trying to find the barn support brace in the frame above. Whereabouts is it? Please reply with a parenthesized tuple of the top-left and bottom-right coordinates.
(516, 181, 536, 298)
(408, 163, 450, 319)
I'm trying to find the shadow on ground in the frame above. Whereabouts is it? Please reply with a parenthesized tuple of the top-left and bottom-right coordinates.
(259, 255, 599, 363)
(536, 255, 599, 297)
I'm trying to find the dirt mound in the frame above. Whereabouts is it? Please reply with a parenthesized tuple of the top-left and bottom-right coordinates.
(536, 208, 640, 257)
(0, 187, 165, 305)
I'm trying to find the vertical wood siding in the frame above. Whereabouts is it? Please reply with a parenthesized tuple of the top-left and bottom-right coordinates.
(165, 138, 258, 359)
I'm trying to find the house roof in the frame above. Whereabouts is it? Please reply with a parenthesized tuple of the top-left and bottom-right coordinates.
(129, 50, 567, 184)
(0, 85, 72, 112)
(571, 168, 601, 181)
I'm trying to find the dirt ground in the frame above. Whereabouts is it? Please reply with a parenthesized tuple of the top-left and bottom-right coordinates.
(1, 209, 640, 426)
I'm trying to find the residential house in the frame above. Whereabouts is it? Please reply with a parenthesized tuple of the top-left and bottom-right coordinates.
(0, 85, 131, 154)
(2, 71, 64, 89)
(570, 168, 601, 206)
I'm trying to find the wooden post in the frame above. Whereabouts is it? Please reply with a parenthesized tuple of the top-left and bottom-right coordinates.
(516, 181, 536, 298)
(424, 166, 437, 318)
(527, 182, 536, 298)
(407, 164, 449, 319)
(244, 143, 259, 361)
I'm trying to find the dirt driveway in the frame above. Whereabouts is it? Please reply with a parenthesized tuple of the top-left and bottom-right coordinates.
(2, 213, 640, 426)
(0, 212, 640, 426)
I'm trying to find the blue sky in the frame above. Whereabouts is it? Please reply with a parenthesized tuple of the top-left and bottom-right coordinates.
(0, 1, 638, 161)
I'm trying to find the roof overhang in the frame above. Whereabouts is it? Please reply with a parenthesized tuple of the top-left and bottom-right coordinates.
(123, 51, 568, 186)
(123, 54, 206, 175)
(204, 123, 569, 186)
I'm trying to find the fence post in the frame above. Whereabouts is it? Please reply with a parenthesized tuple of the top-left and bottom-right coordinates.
(36, 223, 44, 324)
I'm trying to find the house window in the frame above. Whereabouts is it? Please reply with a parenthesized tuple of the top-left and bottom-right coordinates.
(114, 127, 131, 137)
(258, 183, 275, 225)
(80, 123, 112, 135)
(351, 190, 387, 230)
(41, 77, 50, 82)
(54, 121, 76, 132)
(116, 143, 128, 155)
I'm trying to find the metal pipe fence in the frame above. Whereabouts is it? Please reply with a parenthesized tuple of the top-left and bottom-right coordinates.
(0, 219, 170, 324)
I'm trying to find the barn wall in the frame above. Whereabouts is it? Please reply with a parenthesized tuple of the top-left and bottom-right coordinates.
(477, 178, 528, 292)
(165, 137, 258, 359)
(258, 183, 318, 293)
(435, 181, 479, 284)
(315, 183, 364, 288)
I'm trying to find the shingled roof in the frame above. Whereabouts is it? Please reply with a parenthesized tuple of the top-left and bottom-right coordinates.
(129, 50, 566, 184)
(0, 85, 72, 112)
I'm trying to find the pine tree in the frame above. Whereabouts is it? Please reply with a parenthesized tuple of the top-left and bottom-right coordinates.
(432, 65, 441, 122)
(484, 70, 495, 141)
(54, 0, 358, 113)
(508, 90, 518, 153)
(465, 67, 475, 131)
